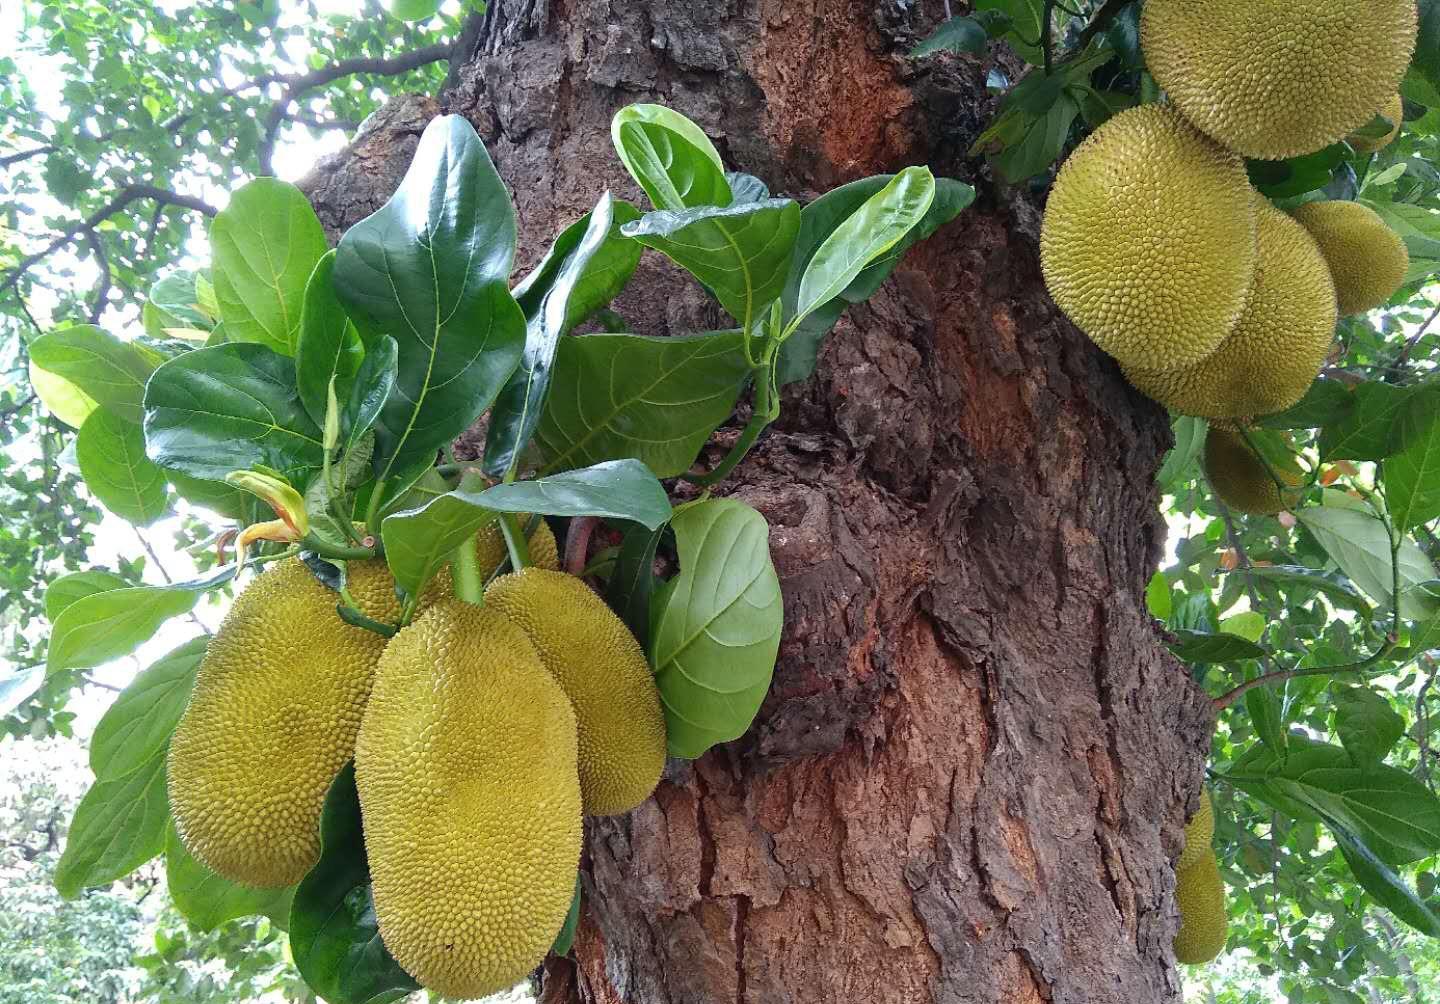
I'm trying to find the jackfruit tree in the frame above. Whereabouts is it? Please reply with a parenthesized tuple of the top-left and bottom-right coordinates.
(4, 1, 1440, 1003)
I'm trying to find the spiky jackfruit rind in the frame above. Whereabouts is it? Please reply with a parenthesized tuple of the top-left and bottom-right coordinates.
(1177, 789, 1215, 872)
(1123, 199, 1338, 419)
(1202, 428, 1304, 516)
(1174, 851, 1228, 965)
(486, 568, 667, 816)
(1291, 201, 1412, 316)
(1141, 0, 1419, 160)
(477, 515, 560, 574)
(168, 557, 405, 888)
(1040, 105, 1257, 372)
(355, 599, 582, 1000)
(1347, 93, 1405, 154)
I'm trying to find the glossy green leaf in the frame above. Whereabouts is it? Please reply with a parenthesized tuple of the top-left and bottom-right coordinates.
(510, 197, 643, 324)
(28, 324, 163, 423)
(296, 250, 364, 431)
(535, 330, 751, 478)
(487, 194, 636, 477)
(1385, 389, 1440, 531)
(289, 763, 420, 1004)
(651, 498, 782, 758)
(725, 172, 770, 204)
(343, 335, 397, 454)
(47, 584, 199, 676)
(1335, 828, 1440, 938)
(611, 104, 730, 211)
(381, 474, 498, 599)
(1145, 571, 1172, 621)
(334, 115, 526, 486)
(1247, 684, 1288, 754)
(607, 522, 665, 649)
(1417, 0, 1440, 96)
(471, 459, 672, 529)
(144, 268, 214, 338)
(551, 874, 581, 957)
(44, 569, 129, 621)
(210, 178, 328, 356)
(1332, 685, 1406, 766)
(1167, 628, 1267, 664)
(909, 15, 989, 56)
(624, 199, 800, 329)
(143, 342, 325, 484)
(1296, 506, 1440, 619)
(166, 824, 295, 932)
(89, 636, 204, 780)
(76, 407, 169, 525)
(53, 746, 169, 898)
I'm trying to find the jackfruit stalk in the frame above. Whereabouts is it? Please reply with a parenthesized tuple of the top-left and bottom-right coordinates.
(1142, 0, 1419, 160)
(1202, 428, 1304, 516)
(355, 599, 582, 1000)
(1174, 850, 1228, 965)
(486, 568, 666, 816)
(1040, 104, 1257, 373)
(1291, 201, 1411, 316)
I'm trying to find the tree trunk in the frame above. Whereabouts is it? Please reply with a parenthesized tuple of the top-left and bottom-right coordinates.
(302, 2, 1218, 1002)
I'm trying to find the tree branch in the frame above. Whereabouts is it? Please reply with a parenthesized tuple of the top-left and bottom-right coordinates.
(1076, 0, 1136, 49)
(85, 230, 111, 324)
(0, 144, 57, 168)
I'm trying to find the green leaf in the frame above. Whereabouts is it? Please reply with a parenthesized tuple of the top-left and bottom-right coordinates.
(381, 474, 498, 599)
(510, 197, 643, 324)
(27, 359, 99, 429)
(1385, 389, 1440, 531)
(1417, 0, 1440, 97)
(54, 746, 169, 898)
(1319, 382, 1419, 461)
(1247, 684, 1288, 754)
(289, 763, 420, 1004)
(975, 0, 1045, 64)
(0, 664, 44, 719)
(76, 407, 169, 525)
(1167, 628, 1267, 664)
(1258, 377, 1356, 430)
(333, 115, 526, 486)
(47, 584, 199, 676)
(611, 104, 730, 211)
(28, 324, 163, 423)
(725, 172, 771, 204)
(1232, 565, 1373, 616)
(44, 569, 129, 621)
(1335, 828, 1440, 938)
(1332, 685, 1405, 766)
(143, 342, 326, 484)
(1249, 145, 1347, 200)
(1296, 506, 1439, 619)
(534, 330, 751, 478)
(909, 16, 990, 56)
(551, 874, 581, 957)
(651, 498, 782, 758)
(1158, 417, 1208, 490)
(607, 522, 665, 649)
(144, 268, 214, 336)
(211, 178, 328, 356)
(389, 0, 439, 19)
(295, 250, 364, 431)
(1145, 571, 1172, 621)
(89, 636, 204, 780)
(486, 194, 637, 476)
(793, 167, 936, 325)
(624, 199, 801, 328)
(471, 459, 672, 530)
(343, 336, 397, 453)
(1219, 610, 1266, 643)
(166, 824, 295, 932)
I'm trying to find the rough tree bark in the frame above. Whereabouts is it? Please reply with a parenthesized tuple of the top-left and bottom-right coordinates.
(302, 3, 1217, 1002)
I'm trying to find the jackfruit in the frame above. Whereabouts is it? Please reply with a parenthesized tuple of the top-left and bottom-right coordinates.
(1291, 201, 1411, 316)
(1348, 93, 1405, 154)
(355, 599, 582, 1000)
(486, 568, 666, 816)
(1174, 850, 1228, 965)
(1123, 198, 1337, 419)
(1040, 105, 1257, 372)
(1177, 789, 1214, 872)
(475, 514, 559, 575)
(168, 557, 411, 887)
(1141, 0, 1419, 160)
(1202, 428, 1304, 516)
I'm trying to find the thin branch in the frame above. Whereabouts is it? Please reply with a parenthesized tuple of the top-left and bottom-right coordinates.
(0, 144, 57, 168)
(134, 527, 213, 637)
(1387, 299, 1440, 382)
(85, 230, 111, 324)
(0, 392, 37, 426)
(1075, 0, 1136, 49)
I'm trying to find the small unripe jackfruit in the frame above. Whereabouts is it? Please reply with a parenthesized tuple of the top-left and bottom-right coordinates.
(1174, 851, 1228, 965)
(486, 568, 666, 816)
(356, 599, 582, 999)
(1041, 105, 1257, 372)
(1177, 789, 1214, 873)
(1202, 428, 1303, 516)
(1142, 0, 1419, 160)
(168, 557, 406, 887)
(1123, 198, 1337, 419)
(1348, 93, 1405, 154)
(1291, 201, 1411, 316)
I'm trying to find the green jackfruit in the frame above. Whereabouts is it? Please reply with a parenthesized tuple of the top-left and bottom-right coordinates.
(476, 515, 559, 575)
(1142, 0, 1418, 160)
(486, 568, 666, 816)
(1202, 428, 1303, 516)
(355, 599, 582, 999)
(1174, 850, 1228, 965)
(1123, 198, 1337, 419)
(1348, 93, 1405, 154)
(1177, 789, 1214, 873)
(168, 557, 411, 887)
(1040, 104, 1257, 372)
(1291, 201, 1411, 316)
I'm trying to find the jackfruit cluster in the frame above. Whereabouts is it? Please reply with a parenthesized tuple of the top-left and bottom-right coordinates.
(1174, 787, 1228, 965)
(1202, 428, 1304, 516)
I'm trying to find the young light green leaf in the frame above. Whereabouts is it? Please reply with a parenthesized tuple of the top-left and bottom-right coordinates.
(53, 747, 169, 898)
(611, 104, 730, 211)
(27, 359, 99, 428)
(47, 585, 199, 676)
(470, 459, 672, 530)
(534, 330, 751, 478)
(1296, 506, 1440, 619)
(76, 407, 170, 525)
(44, 569, 130, 622)
(143, 342, 326, 485)
(28, 324, 164, 423)
(651, 498, 782, 758)
(210, 178, 328, 356)
(333, 115, 526, 486)
(89, 636, 204, 780)
(623, 199, 800, 329)
(1332, 685, 1406, 766)
(166, 824, 295, 932)
(295, 250, 364, 431)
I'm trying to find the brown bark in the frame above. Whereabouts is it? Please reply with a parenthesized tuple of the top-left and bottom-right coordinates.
(302, 2, 1217, 1002)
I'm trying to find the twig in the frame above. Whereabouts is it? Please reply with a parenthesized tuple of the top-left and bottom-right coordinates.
(85, 230, 111, 324)
(134, 527, 213, 637)
(1075, 0, 1136, 49)
(0, 144, 57, 168)
(1386, 299, 1440, 382)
